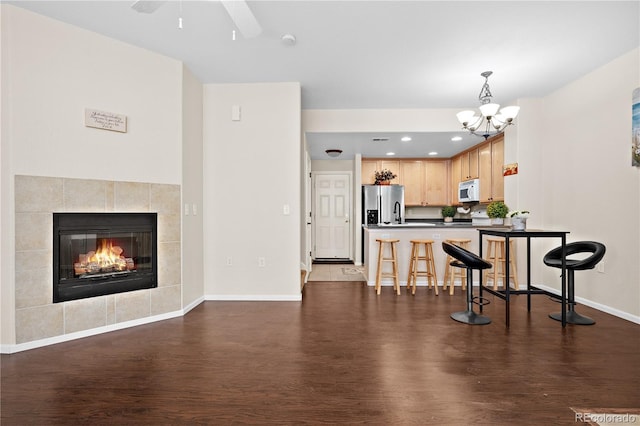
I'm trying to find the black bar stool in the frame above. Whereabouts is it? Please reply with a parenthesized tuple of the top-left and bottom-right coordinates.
(543, 241, 606, 325)
(442, 241, 493, 325)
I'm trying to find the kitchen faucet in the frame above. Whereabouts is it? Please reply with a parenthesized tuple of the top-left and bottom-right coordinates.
(393, 201, 402, 223)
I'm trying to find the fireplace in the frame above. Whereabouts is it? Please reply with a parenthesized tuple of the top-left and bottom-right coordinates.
(53, 213, 158, 303)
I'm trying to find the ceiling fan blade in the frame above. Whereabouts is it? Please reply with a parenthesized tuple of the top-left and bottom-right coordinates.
(131, 1, 167, 14)
(220, 0, 262, 39)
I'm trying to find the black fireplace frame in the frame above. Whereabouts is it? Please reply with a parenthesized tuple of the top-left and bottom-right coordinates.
(53, 213, 158, 303)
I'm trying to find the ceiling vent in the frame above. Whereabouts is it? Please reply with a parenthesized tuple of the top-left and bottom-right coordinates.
(131, 1, 167, 14)
(372, 137, 389, 142)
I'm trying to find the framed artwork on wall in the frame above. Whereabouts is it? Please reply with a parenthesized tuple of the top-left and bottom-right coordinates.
(633, 87, 640, 167)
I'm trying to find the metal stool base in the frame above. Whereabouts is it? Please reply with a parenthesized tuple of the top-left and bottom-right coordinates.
(450, 310, 491, 325)
(549, 311, 595, 325)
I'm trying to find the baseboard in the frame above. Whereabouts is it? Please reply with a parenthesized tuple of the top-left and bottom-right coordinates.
(366, 280, 640, 325)
(183, 295, 205, 314)
(205, 294, 302, 301)
(533, 284, 640, 325)
(1, 309, 185, 354)
(1, 294, 301, 354)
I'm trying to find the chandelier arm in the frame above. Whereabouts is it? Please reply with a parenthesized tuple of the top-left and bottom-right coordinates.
(466, 116, 484, 132)
(491, 117, 505, 131)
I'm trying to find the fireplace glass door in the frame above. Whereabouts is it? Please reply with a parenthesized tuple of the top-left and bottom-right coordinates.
(54, 213, 157, 303)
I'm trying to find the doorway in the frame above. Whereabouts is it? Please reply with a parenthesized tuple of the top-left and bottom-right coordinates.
(312, 172, 352, 260)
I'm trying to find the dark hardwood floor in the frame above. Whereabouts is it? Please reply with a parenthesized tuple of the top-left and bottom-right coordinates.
(2, 282, 639, 425)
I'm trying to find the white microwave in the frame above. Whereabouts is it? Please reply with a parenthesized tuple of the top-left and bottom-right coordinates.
(459, 179, 480, 203)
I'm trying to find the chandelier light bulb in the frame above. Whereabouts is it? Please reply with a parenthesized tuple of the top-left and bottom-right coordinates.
(456, 110, 476, 126)
(500, 105, 520, 120)
(479, 103, 500, 118)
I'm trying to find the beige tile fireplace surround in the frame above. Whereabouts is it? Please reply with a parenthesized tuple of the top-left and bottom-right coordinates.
(14, 175, 181, 345)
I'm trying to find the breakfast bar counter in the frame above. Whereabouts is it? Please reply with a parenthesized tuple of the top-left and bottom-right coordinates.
(362, 224, 482, 289)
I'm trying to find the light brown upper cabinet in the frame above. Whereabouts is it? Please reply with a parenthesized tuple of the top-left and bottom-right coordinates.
(450, 155, 462, 205)
(361, 159, 402, 185)
(362, 139, 502, 206)
(424, 160, 449, 206)
(361, 160, 378, 185)
(460, 148, 479, 180)
(451, 146, 479, 205)
(400, 160, 449, 206)
(400, 160, 424, 205)
(478, 134, 504, 203)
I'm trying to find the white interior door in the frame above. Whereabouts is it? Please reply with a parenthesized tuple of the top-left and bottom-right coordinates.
(313, 173, 352, 259)
(304, 152, 312, 274)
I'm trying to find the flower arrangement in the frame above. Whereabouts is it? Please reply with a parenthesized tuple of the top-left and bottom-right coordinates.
(507, 210, 530, 218)
(486, 201, 509, 218)
(508, 209, 530, 230)
(374, 169, 397, 184)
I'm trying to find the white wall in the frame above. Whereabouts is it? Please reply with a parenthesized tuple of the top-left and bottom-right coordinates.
(203, 83, 301, 300)
(513, 48, 640, 320)
(1, 4, 13, 344)
(181, 66, 204, 309)
(1, 5, 184, 345)
(303, 108, 463, 133)
(4, 6, 182, 184)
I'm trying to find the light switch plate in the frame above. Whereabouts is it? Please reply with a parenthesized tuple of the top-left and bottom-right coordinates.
(231, 105, 241, 121)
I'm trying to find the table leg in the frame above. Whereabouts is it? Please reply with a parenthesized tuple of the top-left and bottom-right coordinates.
(505, 236, 510, 327)
(527, 237, 532, 311)
(561, 235, 567, 327)
(479, 235, 484, 313)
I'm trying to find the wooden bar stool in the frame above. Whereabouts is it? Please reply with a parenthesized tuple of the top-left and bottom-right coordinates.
(375, 239, 400, 295)
(442, 238, 471, 295)
(483, 238, 519, 290)
(406, 239, 438, 295)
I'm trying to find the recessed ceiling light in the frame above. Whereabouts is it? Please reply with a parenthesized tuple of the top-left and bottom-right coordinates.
(428, 151, 438, 156)
(386, 152, 395, 156)
(451, 136, 463, 142)
(281, 33, 296, 46)
(401, 136, 412, 142)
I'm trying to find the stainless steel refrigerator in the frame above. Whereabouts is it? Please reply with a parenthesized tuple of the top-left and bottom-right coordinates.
(361, 185, 405, 262)
(362, 184, 405, 225)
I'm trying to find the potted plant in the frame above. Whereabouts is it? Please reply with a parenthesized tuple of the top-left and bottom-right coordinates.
(374, 169, 397, 185)
(507, 210, 530, 231)
(441, 206, 456, 223)
(486, 201, 509, 225)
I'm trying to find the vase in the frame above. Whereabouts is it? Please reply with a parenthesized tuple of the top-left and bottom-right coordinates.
(444, 217, 453, 223)
(491, 218, 504, 226)
(379, 180, 390, 185)
(511, 217, 527, 231)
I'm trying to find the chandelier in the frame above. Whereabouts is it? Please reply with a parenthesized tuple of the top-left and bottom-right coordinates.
(456, 71, 520, 140)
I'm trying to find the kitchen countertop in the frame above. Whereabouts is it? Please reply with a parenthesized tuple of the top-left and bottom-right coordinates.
(363, 220, 476, 229)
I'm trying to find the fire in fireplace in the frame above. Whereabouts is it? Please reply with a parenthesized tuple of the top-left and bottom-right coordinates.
(53, 213, 157, 303)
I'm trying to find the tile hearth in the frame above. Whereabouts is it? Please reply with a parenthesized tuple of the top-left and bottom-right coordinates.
(14, 175, 181, 345)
